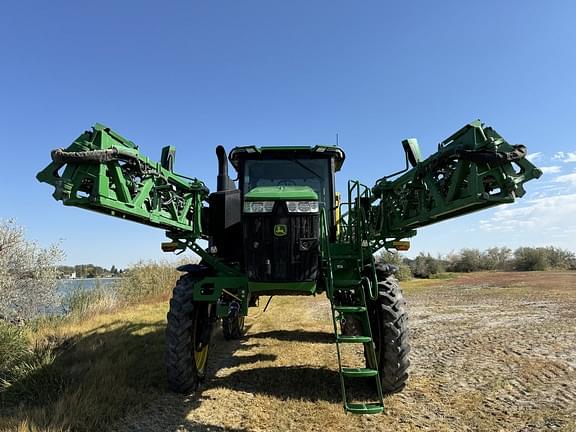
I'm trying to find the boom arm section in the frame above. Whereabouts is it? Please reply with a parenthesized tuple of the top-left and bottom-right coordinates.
(369, 120, 542, 249)
(37, 124, 209, 239)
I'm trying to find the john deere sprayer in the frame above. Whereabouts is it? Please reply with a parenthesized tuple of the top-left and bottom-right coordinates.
(38, 121, 541, 414)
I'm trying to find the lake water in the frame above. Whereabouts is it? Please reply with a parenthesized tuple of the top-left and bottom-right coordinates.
(57, 278, 120, 295)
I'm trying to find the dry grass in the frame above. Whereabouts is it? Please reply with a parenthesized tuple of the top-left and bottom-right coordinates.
(116, 260, 183, 304)
(2, 272, 576, 432)
(0, 304, 168, 432)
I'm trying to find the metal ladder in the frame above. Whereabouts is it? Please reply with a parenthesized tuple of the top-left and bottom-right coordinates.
(321, 180, 385, 414)
(328, 256, 384, 414)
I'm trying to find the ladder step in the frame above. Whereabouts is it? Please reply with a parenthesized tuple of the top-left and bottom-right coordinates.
(342, 367, 378, 378)
(345, 402, 383, 415)
(334, 305, 366, 313)
(337, 335, 372, 344)
(333, 279, 361, 288)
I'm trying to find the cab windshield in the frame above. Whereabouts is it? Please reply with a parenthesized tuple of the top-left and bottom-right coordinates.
(242, 158, 331, 211)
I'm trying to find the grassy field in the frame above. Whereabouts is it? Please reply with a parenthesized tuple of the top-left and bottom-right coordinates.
(1, 272, 575, 431)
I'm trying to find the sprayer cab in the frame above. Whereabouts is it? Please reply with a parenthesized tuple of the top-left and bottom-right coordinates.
(206, 145, 345, 283)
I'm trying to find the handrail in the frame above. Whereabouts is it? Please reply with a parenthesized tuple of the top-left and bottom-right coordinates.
(320, 208, 334, 300)
(340, 180, 379, 300)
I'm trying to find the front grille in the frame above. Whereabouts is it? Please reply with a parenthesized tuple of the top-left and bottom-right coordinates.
(243, 202, 320, 282)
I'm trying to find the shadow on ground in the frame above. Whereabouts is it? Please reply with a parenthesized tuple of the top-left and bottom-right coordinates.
(1, 321, 345, 432)
(248, 329, 334, 344)
(211, 365, 342, 402)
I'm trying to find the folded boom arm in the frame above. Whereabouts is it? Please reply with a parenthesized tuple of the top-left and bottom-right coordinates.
(37, 124, 209, 240)
(365, 120, 542, 251)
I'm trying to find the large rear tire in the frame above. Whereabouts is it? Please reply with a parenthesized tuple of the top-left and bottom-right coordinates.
(166, 273, 213, 393)
(366, 267, 411, 395)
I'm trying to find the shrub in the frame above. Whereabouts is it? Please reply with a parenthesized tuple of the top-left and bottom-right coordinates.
(443, 246, 575, 272)
(410, 253, 444, 278)
(541, 246, 576, 270)
(446, 248, 483, 273)
(513, 247, 549, 271)
(377, 251, 412, 281)
(483, 247, 513, 271)
(0, 219, 63, 321)
(511, 246, 575, 271)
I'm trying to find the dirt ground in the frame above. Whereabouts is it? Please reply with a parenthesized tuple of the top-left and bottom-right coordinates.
(114, 272, 576, 432)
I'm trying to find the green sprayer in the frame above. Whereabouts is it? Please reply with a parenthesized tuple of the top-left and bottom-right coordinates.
(37, 121, 541, 414)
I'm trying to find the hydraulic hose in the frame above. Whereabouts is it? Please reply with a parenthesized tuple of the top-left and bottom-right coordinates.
(51, 148, 124, 164)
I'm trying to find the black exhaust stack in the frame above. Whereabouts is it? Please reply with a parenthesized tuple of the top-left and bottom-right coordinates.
(216, 145, 235, 191)
(208, 145, 242, 262)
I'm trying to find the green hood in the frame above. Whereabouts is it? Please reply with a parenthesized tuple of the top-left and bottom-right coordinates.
(244, 186, 318, 201)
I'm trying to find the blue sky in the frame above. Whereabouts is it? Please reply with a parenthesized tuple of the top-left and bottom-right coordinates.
(1, 1, 575, 268)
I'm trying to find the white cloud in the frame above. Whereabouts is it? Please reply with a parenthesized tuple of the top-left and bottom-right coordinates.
(553, 151, 576, 163)
(526, 152, 542, 162)
(555, 173, 576, 185)
(539, 166, 561, 174)
(479, 193, 576, 238)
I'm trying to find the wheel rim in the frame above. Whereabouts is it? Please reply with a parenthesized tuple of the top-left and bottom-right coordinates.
(194, 343, 209, 373)
(192, 308, 209, 373)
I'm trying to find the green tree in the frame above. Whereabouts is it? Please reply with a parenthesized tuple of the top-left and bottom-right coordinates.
(513, 247, 549, 271)
(410, 253, 444, 278)
(483, 247, 512, 271)
(448, 248, 483, 272)
(377, 251, 412, 281)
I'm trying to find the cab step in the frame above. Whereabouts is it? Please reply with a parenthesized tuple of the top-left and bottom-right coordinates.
(341, 367, 378, 378)
(333, 279, 361, 288)
(334, 305, 366, 313)
(345, 403, 384, 415)
(336, 335, 372, 344)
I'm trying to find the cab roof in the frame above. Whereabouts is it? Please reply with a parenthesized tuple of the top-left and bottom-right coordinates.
(228, 145, 346, 172)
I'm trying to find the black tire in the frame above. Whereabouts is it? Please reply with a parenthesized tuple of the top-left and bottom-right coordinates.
(222, 315, 246, 340)
(166, 273, 213, 393)
(366, 267, 411, 395)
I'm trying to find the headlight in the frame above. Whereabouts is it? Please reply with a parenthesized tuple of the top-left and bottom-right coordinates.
(244, 201, 275, 213)
(286, 201, 319, 213)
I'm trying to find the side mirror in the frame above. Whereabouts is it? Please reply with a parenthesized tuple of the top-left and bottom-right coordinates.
(402, 138, 423, 167)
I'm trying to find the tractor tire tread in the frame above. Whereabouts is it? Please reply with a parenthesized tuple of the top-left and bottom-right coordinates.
(369, 274, 411, 395)
(166, 273, 204, 394)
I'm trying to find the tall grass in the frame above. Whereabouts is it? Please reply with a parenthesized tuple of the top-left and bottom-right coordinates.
(60, 260, 182, 318)
(64, 284, 117, 318)
(0, 321, 30, 394)
(0, 322, 61, 408)
(0, 259, 188, 431)
(116, 260, 182, 303)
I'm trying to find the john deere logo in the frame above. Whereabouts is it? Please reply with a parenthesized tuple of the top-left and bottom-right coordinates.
(274, 224, 287, 237)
